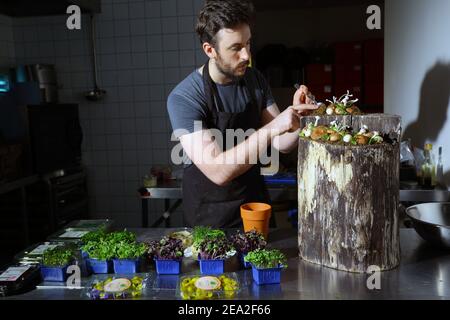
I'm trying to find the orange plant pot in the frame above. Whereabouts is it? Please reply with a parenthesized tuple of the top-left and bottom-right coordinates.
(240, 203, 272, 240)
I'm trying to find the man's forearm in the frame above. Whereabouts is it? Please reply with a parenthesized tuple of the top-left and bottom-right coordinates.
(211, 123, 279, 185)
(273, 129, 300, 153)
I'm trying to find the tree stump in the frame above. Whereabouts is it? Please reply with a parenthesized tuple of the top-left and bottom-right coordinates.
(297, 114, 402, 273)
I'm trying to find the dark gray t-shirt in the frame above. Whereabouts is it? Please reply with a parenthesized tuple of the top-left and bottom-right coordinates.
(167, 67, 275, 165)
(167, 67, 275, 136)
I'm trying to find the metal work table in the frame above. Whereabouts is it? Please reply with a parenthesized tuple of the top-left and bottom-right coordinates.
(138, 180, 297, 227)
(0, 175, 40, 247)
(4, 228, 450, 300)
(138, 180, 450, 227)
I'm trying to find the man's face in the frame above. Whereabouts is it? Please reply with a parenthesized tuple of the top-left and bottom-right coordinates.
(213, 23, 252, 79)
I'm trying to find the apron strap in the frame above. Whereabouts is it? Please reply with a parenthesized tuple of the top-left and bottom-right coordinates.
(242, 67, 261, 120)
(202, 61, 226, 114)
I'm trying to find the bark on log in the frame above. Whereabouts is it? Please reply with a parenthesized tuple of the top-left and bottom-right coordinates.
(297, 114, 401, 273)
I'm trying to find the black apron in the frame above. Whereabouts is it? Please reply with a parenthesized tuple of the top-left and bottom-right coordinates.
(182, 61, 270, 228)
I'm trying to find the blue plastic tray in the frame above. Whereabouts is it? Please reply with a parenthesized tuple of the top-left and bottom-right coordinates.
(199, 260, 224, 275)
(251, 265, 283, 285)
(113, 259, 140, 274)
(87, 259, 111, 274)
(40, 264, 70, 282)
(240, 253, 251, 269)
(263, 173, 297, 185)
(155, 259, 181, 275)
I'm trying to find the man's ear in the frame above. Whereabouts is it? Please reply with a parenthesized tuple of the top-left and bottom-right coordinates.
(202, 42, 217, 60)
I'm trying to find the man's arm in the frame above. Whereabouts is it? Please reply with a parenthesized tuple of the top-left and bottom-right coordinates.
(262, 104, 301, 154)
(262, 85, 315, 154)
(179, 104, 316, 187)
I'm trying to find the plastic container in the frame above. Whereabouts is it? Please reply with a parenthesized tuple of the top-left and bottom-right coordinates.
(113, 259, 140, 274)
(40, 264, 70, 282)
(154, 274, 180, 290)
(240, 253, 251, 269)
(251, 265, 283, 285)
(199, 260, 224, 275)
(81, 251, 89, 259)
(155, 259, 181, 275)
(178, 274, 240, 300)
(87, 259, 111, 274)
(13, 242, 67, 266)
(86, 275, 146, 300)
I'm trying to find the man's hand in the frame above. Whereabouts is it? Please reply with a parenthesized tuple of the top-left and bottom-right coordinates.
(293, 84, 316, 106)
(266, 104, 318, 135)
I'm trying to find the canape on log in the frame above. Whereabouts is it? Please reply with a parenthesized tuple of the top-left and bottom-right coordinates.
(297, 114, 401, 273)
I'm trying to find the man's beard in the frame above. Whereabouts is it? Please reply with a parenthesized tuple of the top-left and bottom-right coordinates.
(215, 54, 249, 81)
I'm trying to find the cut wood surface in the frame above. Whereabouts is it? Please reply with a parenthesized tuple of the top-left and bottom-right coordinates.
(297, 114, 401, 273)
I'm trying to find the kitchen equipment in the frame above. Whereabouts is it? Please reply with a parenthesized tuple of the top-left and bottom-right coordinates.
(0, 72, 10, 93)
(85, 14, 106, 101)
(406, 202, 450, 248)
(23, 64, 59, 103)
(26, 104, 83, 174)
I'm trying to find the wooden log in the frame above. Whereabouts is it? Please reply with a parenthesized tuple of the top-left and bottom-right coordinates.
(297, 114, 401, 273)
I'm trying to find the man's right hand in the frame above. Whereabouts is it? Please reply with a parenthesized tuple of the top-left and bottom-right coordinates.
(267, 104, 318, 135)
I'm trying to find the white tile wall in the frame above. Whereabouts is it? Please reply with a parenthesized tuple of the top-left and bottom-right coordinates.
(0, 14, 15, 68)
(8, 0, 207, 227)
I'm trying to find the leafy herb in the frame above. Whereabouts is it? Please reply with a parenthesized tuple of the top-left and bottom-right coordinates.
(114, 242, 148, 260)
(147, 236, 184, 261)
(321, 133, 330, 141)
(230, 230, 267, 254)
(81, 228, 107, 244)
(198, 235, 234, 260)
(335, 104, 349, 115)
(81, 230, 140, 260)
(368, 135, 383, 145)
(42, 246, 74, 267)
(192, 226, 225, 250)
(81, 240, 116, 261)
(244, 249, 288, 269)
(105, 230, 136, 243)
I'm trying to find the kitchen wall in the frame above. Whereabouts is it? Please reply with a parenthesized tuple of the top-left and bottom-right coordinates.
(11, 0, 206, 227)
(385, 0, 450, 186)
(0, 14, 15, 68)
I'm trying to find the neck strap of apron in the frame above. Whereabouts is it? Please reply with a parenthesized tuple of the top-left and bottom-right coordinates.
(202, 60, 225, 114)
(202, 60, 259, 115)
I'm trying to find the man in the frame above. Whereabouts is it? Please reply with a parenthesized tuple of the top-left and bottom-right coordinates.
(167, 0, 316, 228)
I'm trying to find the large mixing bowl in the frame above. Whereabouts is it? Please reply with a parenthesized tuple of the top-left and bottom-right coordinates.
(406, 202, 450, 248)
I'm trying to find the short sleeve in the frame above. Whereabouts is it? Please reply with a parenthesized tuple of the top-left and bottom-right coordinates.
(253, 68, 276, 108)
(167, 92, 207, 139)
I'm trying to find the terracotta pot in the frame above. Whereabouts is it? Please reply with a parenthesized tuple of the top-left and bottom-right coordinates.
(240, 203, 272, 240)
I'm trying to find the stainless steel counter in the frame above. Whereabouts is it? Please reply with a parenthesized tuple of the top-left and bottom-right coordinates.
(141, 180, 450, 203)
(139, 180, 450, 228)
(4, 228, 450, 300)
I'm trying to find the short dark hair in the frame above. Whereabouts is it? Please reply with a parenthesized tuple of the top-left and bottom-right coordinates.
(195, 0, 255, 46)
